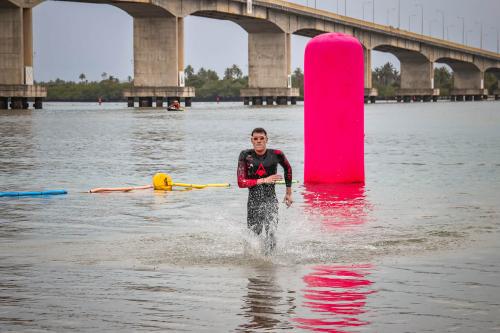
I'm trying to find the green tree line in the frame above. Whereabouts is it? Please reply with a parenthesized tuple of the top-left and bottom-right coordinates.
(38, 64, 498, 101)
(38, 72, 132, 102)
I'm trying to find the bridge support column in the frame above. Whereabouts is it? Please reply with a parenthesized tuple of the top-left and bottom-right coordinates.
(155, 96, 164, 107)
(34, 97, 43, 109)
(364, 49, 378, 103)
(10, 97, 26, 109)
(364, 88, 378, 103)
(241, 32, 298, 105)
(0, 97, 7, 109)
(0, 7, 46, 109)
(396, 55, 439, 102)
(277, 96, 288, 105)
(252, 96, 263, 106)
(450, 64, 487, 101)
(0, 8, 24, 86)
(124, 16, 194, 108)
(127, 97, 134, 107)
(139, 97, 153, 107)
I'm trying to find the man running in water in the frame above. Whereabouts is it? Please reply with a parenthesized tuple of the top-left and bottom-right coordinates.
(237, 128, 293, 253)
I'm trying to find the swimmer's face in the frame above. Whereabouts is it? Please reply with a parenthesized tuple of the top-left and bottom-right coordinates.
(251, 132, 268, 153)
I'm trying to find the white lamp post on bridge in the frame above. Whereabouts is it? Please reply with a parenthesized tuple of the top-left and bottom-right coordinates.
(437, 10, 445, 39)
(409, 14, 417, 32)
(415, 4, 423, 34)
(458, 16, 465, 44)
(362, 1, 371, 21)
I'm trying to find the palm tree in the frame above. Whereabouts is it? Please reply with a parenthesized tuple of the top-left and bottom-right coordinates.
(79, 73, 86, 83)
(184, 65, 194, 80)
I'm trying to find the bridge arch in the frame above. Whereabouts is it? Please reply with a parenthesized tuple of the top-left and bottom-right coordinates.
(30, 1, 138, 83)
(434, 58, 481, 74)
(435, 58, 482, 93)
(33, 0, 174, 17)
(484, 65, 500, 74)
(373, 44, 433, 95)
(293, 28, 327, 38)
(33, 0, 181, 88)
(291, 28, 375, 96)
(189, 10, 284, 33)
(185, 8, 289, 92)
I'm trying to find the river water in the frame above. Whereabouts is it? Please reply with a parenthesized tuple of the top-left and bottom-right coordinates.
(1, 101, 499, 332)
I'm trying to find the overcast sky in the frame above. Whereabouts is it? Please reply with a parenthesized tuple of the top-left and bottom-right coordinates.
(33, 0, 500, 82)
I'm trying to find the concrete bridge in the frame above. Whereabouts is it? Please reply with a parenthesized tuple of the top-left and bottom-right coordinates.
(1, 0, 500, 109)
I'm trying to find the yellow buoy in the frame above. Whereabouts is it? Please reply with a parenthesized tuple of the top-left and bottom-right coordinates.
(153, 173, 230, 191)
(153, 173, 173, 191)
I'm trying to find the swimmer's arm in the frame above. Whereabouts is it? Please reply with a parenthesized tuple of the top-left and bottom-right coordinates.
(277, 151, 293, 187)
(284, 187, 293, 207)
(257, 174, 283, 185)
(237, 158, 258, 188)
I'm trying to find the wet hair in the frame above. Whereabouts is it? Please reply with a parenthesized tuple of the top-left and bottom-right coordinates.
(251, 127, 267, 136)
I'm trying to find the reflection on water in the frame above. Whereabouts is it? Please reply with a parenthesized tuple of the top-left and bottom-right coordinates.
(0, 109, 35, 177)
(237, 266, 295, 332)
(294, 265, 375, 333)
(302, 183, 370, 229)
(0, 258, 35, 330)
(0, 102, 499, 331)
(131, 110, 188, 175)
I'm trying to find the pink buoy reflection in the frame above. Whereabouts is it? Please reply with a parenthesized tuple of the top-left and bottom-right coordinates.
(294, 265, 375, 333)
(303, 183, 371, 229)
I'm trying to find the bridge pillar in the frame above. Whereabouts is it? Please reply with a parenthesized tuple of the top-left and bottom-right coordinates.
(34, 97, 43, 109)
(127, 97, 134, 107)
(0, 8, 23, 86)
(156, 96, 164, 107)
(134, 16, 178, 87)
(396, 54, 439, 102)
(450, 65, 488, 101)
(241, 32, 299, 105)
(124, 16, 194, 107)
(0, 97, 8, 109)
(0, 7, 46, 109)
(364, 48, 378, 103)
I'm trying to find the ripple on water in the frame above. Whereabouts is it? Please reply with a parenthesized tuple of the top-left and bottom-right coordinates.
(1, 102, 500, 332)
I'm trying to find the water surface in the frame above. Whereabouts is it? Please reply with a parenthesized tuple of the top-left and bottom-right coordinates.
(1, 101, 499, 331)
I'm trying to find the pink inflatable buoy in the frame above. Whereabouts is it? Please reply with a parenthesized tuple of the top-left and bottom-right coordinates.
(304, 33, 365, 184)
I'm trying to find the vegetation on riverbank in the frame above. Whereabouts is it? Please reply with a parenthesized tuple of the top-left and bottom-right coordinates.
(37, 63, 498, 102)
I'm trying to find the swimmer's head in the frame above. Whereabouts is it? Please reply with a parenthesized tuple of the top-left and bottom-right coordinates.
(251, 127, 267, 137)
(251, 128, 268, 153)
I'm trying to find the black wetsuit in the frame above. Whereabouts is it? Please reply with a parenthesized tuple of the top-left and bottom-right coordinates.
(237, 149, 292, 249)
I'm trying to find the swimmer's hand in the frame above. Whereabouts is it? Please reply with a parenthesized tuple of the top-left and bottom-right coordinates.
(284, 192, 293, 208)
(258, 174, 283, 185)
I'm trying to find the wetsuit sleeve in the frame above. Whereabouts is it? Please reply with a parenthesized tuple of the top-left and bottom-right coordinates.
(237, 151, 258, 188)
(277, 150, 293, 187)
